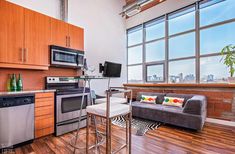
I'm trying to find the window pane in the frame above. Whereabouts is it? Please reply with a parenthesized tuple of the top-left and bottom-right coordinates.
(146, 20, 165, 41)
(128, 29, 143, 46)
(169, 59, 196, 83)
(200, 22, 235, 55)
(169, 32, 195, 59)
(128, 65, 143, 83)
(200, 0, 235, 27)
(147, 65, 164, 82)
(146, 40, 165, 62)
(169, 7, 195, 35)
(128, 46, 142, 65)
(200, 56, 228, 83)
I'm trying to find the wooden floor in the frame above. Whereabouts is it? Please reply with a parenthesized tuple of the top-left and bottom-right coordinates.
(7, 122, 235, 154)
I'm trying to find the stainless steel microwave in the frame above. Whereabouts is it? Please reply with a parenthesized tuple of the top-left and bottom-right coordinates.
(50, 45, 84, 68)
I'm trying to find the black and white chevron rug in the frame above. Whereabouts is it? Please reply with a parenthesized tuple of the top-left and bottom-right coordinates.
(112, 116, 161, 136)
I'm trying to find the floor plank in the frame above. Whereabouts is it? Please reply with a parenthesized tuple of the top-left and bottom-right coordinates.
(5, 122, 235, 154)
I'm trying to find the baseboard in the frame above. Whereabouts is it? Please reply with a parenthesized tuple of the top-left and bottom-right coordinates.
(206, 118, 235, 127)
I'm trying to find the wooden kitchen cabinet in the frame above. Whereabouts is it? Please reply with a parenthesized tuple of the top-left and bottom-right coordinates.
(51, 18, 84, 50)
(0, 0, 24, 64)
(24, 9, 51, 67)
(35, 92, 55, 138)
(0, 1, 50, 70)
(69, 24, 84, 50)
(0, 1, 84, 70)
(51, 18, 69, 48)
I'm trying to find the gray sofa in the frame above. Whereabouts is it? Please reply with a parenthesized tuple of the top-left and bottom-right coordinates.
(131, 92, 207, 130)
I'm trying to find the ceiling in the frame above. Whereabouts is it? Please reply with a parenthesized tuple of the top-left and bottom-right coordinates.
(124, 0, 165, 13)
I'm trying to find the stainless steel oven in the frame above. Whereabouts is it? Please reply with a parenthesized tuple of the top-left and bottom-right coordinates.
(46, 76, 90, 136)
(50, 45, 84, 68)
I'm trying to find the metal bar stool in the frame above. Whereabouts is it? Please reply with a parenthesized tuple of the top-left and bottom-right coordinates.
(69, 78, 104, 153)
(86, 87, 132, 154)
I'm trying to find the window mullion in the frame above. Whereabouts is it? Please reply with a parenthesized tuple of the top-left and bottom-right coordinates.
(196, 2, 200, 84)
(165, 14, 169, 83)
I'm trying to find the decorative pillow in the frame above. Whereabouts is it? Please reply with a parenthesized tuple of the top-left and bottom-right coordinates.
(162, 97, 184, 108)
(140, 95, 157, 103)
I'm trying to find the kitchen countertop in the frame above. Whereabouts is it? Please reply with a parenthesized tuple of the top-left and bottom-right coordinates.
(0, 89, 56, 96)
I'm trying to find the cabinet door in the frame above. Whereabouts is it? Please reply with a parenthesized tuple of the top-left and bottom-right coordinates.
(51, 18, 69, 48)
(69, 24, 84, 50)
(24, 9, 51, 66)
(0, 1, 24, 64)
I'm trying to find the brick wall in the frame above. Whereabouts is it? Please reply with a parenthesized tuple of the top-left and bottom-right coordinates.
(125, 86, 235, 121)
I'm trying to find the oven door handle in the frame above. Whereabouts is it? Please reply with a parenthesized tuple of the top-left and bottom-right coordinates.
(57, 116, 87, 126)
(56, 93, 89, 99)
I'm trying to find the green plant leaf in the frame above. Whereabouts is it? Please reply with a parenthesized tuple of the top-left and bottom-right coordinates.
(220, 44, 235, 77)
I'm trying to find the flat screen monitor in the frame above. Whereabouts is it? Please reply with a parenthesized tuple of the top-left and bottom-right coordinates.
(102, 61, 122, 77)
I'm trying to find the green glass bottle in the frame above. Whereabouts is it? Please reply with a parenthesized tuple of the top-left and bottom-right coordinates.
(11, 74, 17, 92)
(7, 74, 12, 91)
(17, 74, 23, 91)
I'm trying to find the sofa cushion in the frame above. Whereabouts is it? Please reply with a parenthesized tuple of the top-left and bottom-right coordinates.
(162, 96, 184, 108)
(165, 93, 194, 106)
(140, 95, 157, 104)
(137, 92, 166, 104)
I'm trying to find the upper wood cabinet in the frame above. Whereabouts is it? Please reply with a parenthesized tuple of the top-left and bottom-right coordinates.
(0, 1, 84, 70)
(24, 9, 51, 66)
(51, 18, 84, 51)
(0, 0, 24, 64)
(51, 18, 69, 48)
(69, 24, 84, 51)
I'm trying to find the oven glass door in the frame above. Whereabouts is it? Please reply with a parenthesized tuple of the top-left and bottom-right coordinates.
(52, 49, 78, 66)
(56, 93, 90, 123)
(61, 96, 87, 113)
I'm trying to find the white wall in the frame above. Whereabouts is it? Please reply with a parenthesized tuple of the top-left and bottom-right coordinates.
(7, 0, 60, 19)
(68, 0, 126, 95)
(126, 0, 198, 29)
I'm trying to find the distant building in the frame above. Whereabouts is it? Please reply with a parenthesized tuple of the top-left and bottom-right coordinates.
(184, 74, 195, 82)
(207, 74, 214, 82)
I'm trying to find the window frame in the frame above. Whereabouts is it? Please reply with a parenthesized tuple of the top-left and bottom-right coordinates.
(126, 0, 234, 84)
(146, 63, 165, 83)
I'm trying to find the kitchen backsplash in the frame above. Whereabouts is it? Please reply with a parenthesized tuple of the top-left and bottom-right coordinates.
(0, 67, 80, 91)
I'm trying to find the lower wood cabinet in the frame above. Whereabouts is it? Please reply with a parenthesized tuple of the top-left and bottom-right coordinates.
(35, 92, 54, 138)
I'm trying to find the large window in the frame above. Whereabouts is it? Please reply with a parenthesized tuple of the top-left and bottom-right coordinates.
(200, 22, 235, 55)
(127, 26, 143, 83)
(145, 18, 165, 41)
(169, 59, 196, 83)
(200, 0, 235, 27)
(146, 40, 165, 62)
(168, 6, 195, 35)
(169, 32, 195, 59)
(200, 56, 229, 83)
(127, 0, 235, 84)
(147, 64, 164, 82)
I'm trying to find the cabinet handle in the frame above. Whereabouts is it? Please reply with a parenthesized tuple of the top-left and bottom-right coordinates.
(66, 36, 68, 47)
(68, 36, 71, 47)
(24, 48, 27, 62)
(20, 48, 24, 62)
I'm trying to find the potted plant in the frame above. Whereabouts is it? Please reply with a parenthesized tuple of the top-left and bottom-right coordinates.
(221, 44, 235, 83)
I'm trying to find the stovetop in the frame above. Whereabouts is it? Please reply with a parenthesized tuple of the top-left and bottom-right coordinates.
(45, 76, 90, 95)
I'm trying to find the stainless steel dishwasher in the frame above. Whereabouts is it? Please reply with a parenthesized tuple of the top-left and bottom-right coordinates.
(0, 94, 35, 150)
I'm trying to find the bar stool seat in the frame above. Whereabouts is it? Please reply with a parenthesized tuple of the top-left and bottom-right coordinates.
(86, 103, 130, 118)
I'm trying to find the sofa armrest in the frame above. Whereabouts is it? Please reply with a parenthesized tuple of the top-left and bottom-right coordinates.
(183, 95, 207, 115)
